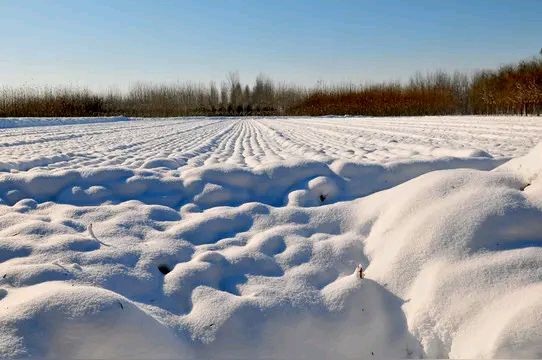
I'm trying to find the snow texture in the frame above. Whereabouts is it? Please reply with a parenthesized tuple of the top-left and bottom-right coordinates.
(0, 116, 129, 129)
(0, 116, 541, 359)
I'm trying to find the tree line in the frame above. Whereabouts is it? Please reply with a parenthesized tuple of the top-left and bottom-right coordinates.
(1, 52, 541, 117)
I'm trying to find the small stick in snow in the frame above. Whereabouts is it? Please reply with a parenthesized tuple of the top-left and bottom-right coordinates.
(88, 223, 112, 247)
(356, 264, 364, 279)
(52, 261, 68, 271)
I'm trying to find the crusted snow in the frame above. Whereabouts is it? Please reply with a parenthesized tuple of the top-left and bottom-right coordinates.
(0, 116, 541, 359)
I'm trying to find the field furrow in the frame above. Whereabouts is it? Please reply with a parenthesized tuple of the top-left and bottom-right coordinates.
(2, 116, 540, 173)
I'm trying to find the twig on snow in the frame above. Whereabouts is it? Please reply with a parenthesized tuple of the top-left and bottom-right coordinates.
(356, 264, 364, 279)
(88, 223, 112, 247)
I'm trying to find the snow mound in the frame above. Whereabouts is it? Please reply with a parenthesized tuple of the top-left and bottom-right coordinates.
(362, 167, 542, 357)
(0, 121, 541, 358)
(0, 157, 501, 208)
(0, 282, 188, 359)
(141, 158, 184, 170)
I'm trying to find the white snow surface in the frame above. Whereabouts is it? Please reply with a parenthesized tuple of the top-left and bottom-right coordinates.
(0, 116, 129, 129)
(0, 116, 541, 359)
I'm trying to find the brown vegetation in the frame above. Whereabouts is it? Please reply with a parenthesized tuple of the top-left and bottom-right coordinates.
(290, 57, 542, 117)
(1, 55, 541, 117)
(469, 58, 542, 115)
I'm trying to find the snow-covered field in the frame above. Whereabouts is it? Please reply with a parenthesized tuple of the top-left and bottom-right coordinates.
(0, 116, 541, 358)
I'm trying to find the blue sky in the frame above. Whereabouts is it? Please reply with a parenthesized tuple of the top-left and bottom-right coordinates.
(1, 0, 540, 91)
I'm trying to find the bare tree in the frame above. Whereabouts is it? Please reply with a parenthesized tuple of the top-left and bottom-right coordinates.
(209, 81, 219, 112)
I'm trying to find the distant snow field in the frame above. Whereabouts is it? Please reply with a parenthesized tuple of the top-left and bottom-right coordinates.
(0, 116, 541, 359)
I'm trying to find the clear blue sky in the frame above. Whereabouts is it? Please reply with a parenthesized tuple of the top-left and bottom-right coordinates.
(1, 0, 540, 91)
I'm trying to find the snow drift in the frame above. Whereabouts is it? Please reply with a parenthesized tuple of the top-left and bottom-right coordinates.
(0, 116, 129, 129)
(0, 118, 541, 359)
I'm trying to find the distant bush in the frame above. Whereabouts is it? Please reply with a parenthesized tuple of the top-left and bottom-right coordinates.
(1, 54, 541, 117)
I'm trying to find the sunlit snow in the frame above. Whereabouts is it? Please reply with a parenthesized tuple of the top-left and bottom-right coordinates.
(0, 116, 541, 358)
